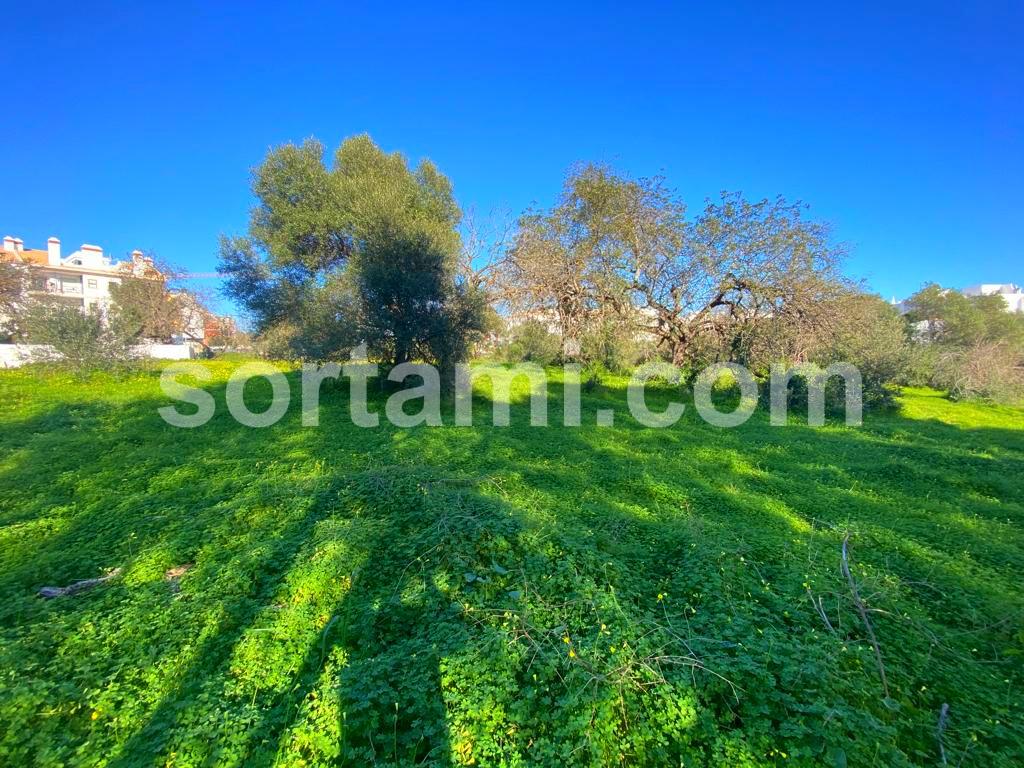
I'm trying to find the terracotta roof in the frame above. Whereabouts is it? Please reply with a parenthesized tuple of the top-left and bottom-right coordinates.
(0, 249, 48, 266)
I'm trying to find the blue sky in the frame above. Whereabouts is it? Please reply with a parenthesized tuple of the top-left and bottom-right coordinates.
(3, 1, 1020, 315)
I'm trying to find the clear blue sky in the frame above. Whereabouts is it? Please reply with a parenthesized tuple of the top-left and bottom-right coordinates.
(3, 1, 1020, 315)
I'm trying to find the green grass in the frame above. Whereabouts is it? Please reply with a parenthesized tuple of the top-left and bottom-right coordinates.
(0, 362, 1022, 766)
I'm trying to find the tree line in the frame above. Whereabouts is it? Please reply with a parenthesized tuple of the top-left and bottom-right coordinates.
(218, 134, 1022, 405)
(4, 132, 1020, 403)
(219, 136, 868, 372)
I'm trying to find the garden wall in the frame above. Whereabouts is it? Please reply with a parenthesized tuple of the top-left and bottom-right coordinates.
(0, 343, 194, 368)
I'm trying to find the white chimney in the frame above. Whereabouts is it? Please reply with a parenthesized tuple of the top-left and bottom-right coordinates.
(47, 237, 61, 265)
(130, 249, 151, 275)
(2, 236, 14, 253)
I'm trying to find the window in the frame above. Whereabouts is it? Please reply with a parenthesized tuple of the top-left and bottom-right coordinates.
(87, 279, 98, 289)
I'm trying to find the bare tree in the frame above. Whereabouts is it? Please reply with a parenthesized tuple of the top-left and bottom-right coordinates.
(501, 165, 848, 367)
(458, 206, 514, 296)
(110, 253, 212, 348)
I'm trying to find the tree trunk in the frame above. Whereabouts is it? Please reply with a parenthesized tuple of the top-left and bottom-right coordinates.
(670, 338, 687, 367)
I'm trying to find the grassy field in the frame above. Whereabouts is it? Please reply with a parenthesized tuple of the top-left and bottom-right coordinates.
(0, 362, 1022, 767)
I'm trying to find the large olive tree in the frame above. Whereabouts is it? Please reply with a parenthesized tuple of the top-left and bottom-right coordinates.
(220, 135, 486, 369)
(506, 164, 849, 368)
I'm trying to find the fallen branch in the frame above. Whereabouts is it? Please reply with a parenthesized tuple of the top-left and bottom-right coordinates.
(937, 702, 950, 765)
(38, 568, 123, 599)
(840, 534, 889, 698)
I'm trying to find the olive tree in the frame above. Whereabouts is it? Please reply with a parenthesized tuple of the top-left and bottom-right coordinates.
(506, 164, 849, 369)
(24, 301, 136, 372)
(220, 135, 487, 372)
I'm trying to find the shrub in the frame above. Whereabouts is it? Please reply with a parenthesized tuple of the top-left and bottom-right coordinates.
(932, 341, 1024, 403)
(579, 315, 656, 373)
(503, 320, 561, 365)
(24, 301, 137, 373)
(900, 343, 940, 387)
(744, 294, 909, 412)
(826, 294, 910, 409)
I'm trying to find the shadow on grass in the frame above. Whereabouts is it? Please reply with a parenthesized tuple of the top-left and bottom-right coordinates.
(0, 367, 1022, 765)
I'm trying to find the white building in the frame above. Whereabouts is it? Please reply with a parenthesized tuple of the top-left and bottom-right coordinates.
(892, 283, 1024, 315)
(2, 234, 159, 313)
(962, 283, 1024, 314)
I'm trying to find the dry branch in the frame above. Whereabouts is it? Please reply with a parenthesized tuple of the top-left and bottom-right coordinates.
(38, 568, 123, 599)
(806, 586, 836, 633)
(937, 702, 950, 765)
(840, 533, 889, 698)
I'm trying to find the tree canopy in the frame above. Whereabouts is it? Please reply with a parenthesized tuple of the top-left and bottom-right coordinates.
(905, 283, 1024, 348)
(220, 135, 487, 369)
(503, 164, 850, 367)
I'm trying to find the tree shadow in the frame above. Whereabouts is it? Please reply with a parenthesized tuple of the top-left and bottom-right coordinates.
(0, 367, 1022, 764)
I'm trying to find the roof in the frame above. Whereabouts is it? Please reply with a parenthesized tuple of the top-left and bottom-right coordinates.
(0, 248, 48, 266)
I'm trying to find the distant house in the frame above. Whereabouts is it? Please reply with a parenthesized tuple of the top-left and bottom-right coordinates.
(1, 234, 221, 347)
(962, 283, 1024, 314)
(1, 235, 160, 314)
(892, 282, 1024, 315)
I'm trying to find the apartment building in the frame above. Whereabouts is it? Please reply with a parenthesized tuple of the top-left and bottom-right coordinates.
(1, 235, 159, 313)
(962, 283, 1024, 314)
(1, 235, 217, 345)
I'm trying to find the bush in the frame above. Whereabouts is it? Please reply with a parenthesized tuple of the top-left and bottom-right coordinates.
(579, 315, 656, 373)
(743, 294, 909, 412)
(24, 301, 137, 373)
(826, 294, 910, 409)
(503, 320, 561, 365)
(932, 341, 1024, 403)
(900, 343, 940, 387)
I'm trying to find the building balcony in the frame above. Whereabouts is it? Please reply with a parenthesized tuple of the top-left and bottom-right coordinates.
(30, 284, 83, 296)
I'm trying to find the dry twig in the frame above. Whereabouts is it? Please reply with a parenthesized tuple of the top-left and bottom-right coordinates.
(840, 533, 889, 698)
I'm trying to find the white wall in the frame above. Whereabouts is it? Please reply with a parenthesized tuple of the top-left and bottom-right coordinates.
(82, 274, 119, 311)
(0, 343, 194, 368)
(0, 345, 36, 368)
(135, 343, 194, 360)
